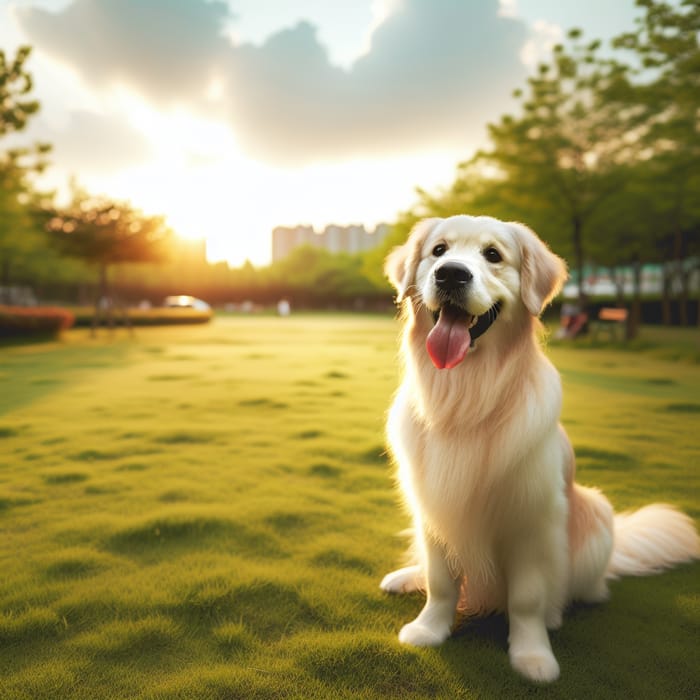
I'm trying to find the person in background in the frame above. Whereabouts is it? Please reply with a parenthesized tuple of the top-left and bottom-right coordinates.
(555, 295, 589, 339)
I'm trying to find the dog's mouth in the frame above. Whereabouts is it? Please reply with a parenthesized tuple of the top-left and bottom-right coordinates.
(427, 302, 502, 369)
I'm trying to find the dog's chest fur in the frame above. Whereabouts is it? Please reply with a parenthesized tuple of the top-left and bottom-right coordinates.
(389, 310, 564, 593)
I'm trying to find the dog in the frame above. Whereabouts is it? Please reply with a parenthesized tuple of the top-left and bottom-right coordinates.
(380, 215, 699, 683)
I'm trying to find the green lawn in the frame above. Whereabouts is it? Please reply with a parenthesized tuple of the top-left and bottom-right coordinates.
(0, 315, 698, 699)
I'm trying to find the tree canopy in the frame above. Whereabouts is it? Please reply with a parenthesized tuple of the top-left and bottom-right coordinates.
(47, 185, 173, 298)
(0, 46, 52, 288)
(379, 0, 700, 330)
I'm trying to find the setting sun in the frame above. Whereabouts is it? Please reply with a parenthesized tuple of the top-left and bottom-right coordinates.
(72, 90, 461, 266)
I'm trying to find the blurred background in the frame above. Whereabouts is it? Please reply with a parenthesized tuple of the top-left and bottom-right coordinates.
(0, 0, 698, 336)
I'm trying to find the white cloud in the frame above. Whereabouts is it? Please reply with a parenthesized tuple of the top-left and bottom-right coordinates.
(498, 0, 518, 19)
(17, 0, 529, 166)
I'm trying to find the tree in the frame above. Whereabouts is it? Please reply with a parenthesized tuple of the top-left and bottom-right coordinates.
(47, 185, 173, 330)
(0, 46, 52, 289)
(0, 46, 41, 135)
(266, 245, 382, 306)
(0, 151, 42, 287)
(470, 30, 638, 303)
(613, 0, 700, 326)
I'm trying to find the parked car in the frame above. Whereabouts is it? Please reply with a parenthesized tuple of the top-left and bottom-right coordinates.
(163, 295, 211, 311)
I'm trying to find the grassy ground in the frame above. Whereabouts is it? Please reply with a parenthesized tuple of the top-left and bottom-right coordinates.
(0, 315, 698, 699)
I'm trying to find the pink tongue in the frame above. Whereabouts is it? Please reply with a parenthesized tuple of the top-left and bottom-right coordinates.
(426, 307, 472, 369)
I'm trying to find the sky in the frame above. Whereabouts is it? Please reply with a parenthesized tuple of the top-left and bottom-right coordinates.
(0, 0, 640, 266)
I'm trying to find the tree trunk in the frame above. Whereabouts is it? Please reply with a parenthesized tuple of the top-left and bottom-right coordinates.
(572, 216, 585, 303)
(679, 290, 688, 327)
(672, 229, 687, 326)
(678, 266, 690, 327)
(1, 258, 10, 289)
(661, 263, 672, 325)
(92, 264, 110, 337)
(627, 256, 642, 340)
(609, 266, 624, 305)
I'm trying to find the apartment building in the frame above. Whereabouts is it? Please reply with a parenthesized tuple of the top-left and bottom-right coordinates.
(272, 223, 391, 262)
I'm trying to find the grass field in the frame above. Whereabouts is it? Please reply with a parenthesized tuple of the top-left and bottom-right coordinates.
(1, 315, 698, 699)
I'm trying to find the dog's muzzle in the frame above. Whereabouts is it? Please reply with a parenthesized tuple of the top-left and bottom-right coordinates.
(427, 301, 502, 370)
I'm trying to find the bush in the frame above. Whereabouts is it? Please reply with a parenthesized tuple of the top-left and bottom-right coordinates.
(0, 305, 75, 338)
(70, 307, 213, 327)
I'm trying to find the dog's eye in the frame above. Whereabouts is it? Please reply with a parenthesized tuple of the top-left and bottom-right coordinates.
(483, 246, 502, 264)
(432, 243, 447, 257)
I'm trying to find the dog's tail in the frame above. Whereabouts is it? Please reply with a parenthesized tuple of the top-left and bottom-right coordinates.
(606, 504, 700, 579)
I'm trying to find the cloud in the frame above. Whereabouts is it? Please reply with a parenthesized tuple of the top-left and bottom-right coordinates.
(41, 109, 155, 174)
(16, 0, 233, 103)
(17, 0, 529, 165)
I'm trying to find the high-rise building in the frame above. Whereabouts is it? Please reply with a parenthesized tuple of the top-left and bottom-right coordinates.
(271, 225, 316, 262)
(271, 223, 391, 262)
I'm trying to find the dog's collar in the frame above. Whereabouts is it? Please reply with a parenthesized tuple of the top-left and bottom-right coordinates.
(468, 301, 502, 346)
(430, 301, 502, 347)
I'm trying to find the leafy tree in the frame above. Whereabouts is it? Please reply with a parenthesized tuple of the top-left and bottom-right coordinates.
(265, 245, 384, 307)
(613, 0, 700, 325)
(47, 185, 173, 329)
(469, 30, 637, 302)
(0, 46, 41, 135)
(0, 46, 52, 289)
(381, 30, 641, 312)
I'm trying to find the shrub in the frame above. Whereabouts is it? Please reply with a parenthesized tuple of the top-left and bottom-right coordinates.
(70, 307, 212, 327)
(0, 305, 75, 338)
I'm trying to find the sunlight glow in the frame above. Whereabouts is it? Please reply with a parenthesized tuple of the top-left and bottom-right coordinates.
(66, 90, 459, 267)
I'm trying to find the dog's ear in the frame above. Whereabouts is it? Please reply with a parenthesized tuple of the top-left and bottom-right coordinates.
(510, 222, 568, 316)
(384, 218, 442, 302)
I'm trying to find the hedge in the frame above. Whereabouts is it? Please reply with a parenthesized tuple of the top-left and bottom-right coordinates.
(0, 305, 76, 338)
(70, 307, 213, 327)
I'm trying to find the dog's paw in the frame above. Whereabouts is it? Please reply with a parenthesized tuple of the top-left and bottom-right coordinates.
(398, 621, 450, 647)
(579, 579, 610, 604)
(509, 648, 560, 683)
(380, 565, 422, 594)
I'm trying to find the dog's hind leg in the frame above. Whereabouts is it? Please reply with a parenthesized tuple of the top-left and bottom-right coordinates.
(380, 565, 423, 593)
(568, 484, 614, 604)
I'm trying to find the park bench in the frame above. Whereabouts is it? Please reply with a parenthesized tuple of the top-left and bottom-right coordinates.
(591, 307, 628, 341)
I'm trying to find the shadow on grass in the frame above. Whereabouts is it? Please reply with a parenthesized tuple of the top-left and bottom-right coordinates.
(664, 402, 700, 414)
(574, 445, 635, 471)
(105, 514, 285, 561)
(0, 343, 132, 414)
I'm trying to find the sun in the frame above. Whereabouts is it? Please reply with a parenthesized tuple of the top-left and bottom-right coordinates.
(82, 93, 281, 266)
(73, 91, 459, 268)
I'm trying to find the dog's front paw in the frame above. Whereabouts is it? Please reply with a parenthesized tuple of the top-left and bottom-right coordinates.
(398, 620, 450, 647)
(509, 648, 560, 683)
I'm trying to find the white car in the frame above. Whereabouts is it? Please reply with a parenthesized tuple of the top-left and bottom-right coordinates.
(163, 295, 211, 311)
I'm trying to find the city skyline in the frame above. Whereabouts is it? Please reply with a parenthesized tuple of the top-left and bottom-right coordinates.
(272, 222, 391, 262)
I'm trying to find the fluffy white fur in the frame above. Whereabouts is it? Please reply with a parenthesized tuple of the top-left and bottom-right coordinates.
(380, 215, 699, 683)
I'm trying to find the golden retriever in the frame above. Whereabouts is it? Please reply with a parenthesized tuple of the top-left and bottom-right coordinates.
(380, 215, 699, 682)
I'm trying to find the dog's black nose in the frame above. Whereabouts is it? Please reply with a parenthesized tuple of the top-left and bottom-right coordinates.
(434, 262, 473, 291)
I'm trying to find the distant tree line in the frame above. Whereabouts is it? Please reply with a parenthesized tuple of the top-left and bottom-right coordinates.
(98, 244, 391, 310)
(0, 0, 698, 326)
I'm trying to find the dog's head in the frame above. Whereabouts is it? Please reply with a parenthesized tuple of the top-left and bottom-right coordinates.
(385, 215, 567, 369)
